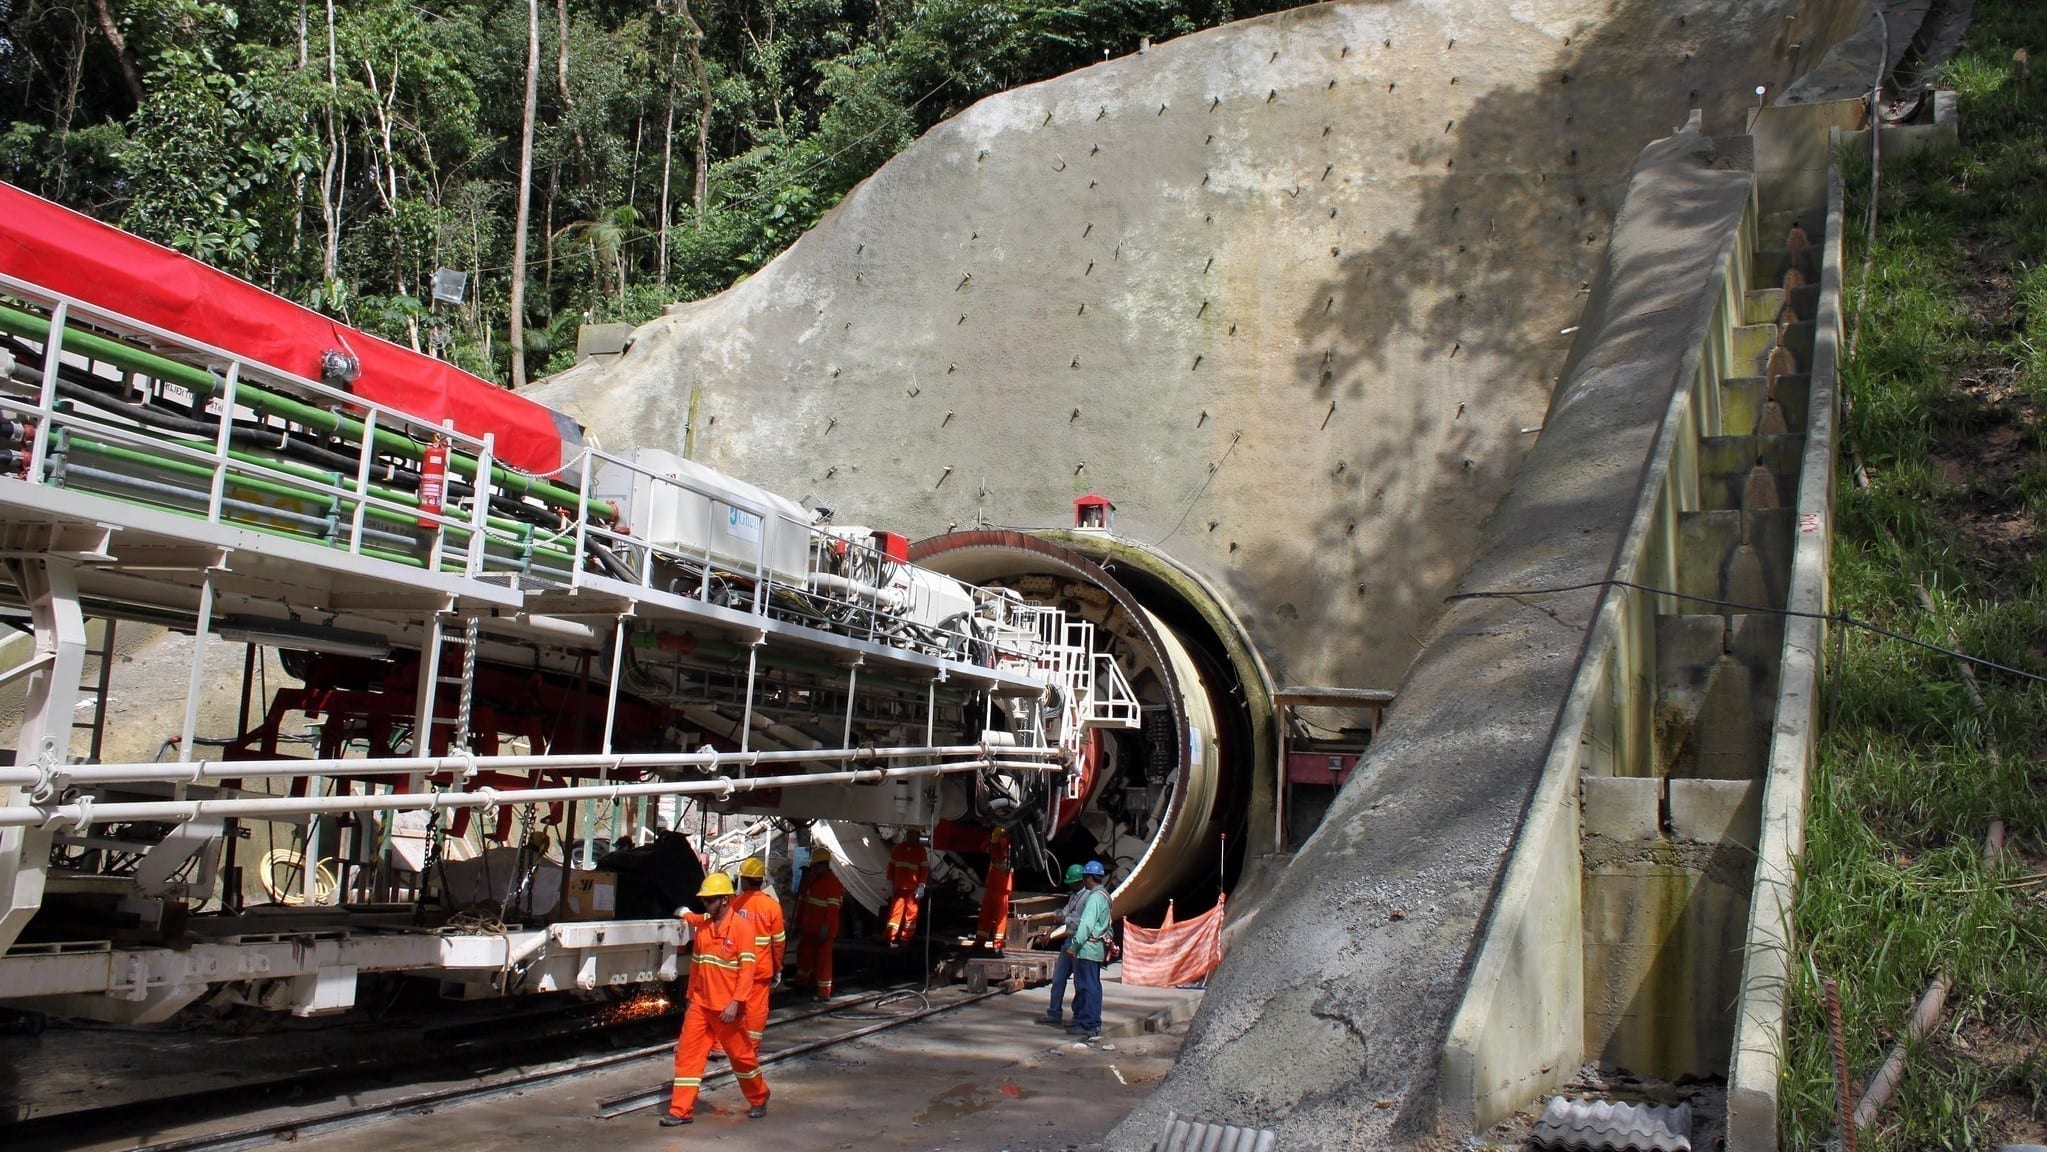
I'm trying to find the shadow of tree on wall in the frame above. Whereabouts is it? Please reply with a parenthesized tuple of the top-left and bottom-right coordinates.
(1129, 0, 1831, 1144)
(1207, 0, 1813, 686)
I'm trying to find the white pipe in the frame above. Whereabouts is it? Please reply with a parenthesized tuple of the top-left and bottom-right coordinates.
(1, 757, 1064, 829)
(38, 742, 1057, 787)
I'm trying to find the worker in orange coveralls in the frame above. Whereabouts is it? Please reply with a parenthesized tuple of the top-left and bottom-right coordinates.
(884, 829, 929, 947)
(792, 856, 844, 1000)
(972, 827, 1014, 952)
(732, 857, 785, 1049)
(663, 873, 769, 1127)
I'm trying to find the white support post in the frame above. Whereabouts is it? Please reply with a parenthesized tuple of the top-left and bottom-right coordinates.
(0, 557, 86, 954)
(25, 300, 67, 483)
(585, 614, 629, 871)
(303, 775, 324, 906)
(738, 639, 762, 757)
(570, 450, 593, 590)
(176, 576, 216, 767)
(349, 410, 378, 555)
(413, 615, 446, 757)
(205, 362, 240, 523)
(467, 433, 494, 576)
(841, 660, 861, 748)
(599, 616, 628, 755)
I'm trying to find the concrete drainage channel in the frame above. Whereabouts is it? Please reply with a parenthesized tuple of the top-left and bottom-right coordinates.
(1434, 88, 1968, 1152)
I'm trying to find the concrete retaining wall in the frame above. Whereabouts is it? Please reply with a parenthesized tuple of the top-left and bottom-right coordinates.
(1437, 125, 1756, 1132)
(1440, 97, 1850, 1136)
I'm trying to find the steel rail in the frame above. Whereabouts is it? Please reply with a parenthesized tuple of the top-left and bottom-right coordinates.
(0, 741, 1056, 787)
(74, 984, 924, 1152)
(0, 758, 1066, 829)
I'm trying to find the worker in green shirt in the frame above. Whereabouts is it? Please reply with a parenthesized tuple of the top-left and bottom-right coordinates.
(1068, 860, 1113, 1039)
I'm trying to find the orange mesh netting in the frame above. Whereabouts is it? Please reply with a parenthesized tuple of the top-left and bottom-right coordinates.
(1120, 895, 1225, 988)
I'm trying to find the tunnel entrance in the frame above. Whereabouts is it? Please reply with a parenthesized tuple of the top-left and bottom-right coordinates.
(911, 531, 1272, 922)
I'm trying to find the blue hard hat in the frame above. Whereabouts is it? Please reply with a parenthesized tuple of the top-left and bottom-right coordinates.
(1082, 860, 1107, 877)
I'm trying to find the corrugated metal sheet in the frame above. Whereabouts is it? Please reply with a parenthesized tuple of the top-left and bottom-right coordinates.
(1528, 1097, 1692, 1152)
(1152, 1109, 1279, 1152)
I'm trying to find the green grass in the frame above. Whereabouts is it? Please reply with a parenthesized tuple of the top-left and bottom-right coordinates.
(1782, 6, 2047, 1150)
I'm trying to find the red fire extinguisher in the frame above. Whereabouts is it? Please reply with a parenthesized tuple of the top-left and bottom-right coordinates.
(417, 438, 448, 529)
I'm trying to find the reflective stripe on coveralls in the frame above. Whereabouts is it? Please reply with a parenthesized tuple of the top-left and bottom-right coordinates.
(734, 886, 785, 1041)
(885, 841, 928, 945)
(794, 866, 844, 997)
(669, 905, 768, 1119)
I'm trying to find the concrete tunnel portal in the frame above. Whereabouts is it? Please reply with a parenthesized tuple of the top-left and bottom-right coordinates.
(912, 530, 1273, 919)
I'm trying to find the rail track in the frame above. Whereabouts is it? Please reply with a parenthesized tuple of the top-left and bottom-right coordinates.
(11, 983, 1004, 1152)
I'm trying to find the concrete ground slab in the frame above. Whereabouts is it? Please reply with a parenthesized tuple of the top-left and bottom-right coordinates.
(33, 977, 1200, 1152)
(304, 978, 1196, 1152)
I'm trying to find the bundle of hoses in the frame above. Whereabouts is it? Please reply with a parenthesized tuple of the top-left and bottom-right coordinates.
(0, 303, 609, 576)
(2, 336, 564, 531)
(0, 301, 608, 519)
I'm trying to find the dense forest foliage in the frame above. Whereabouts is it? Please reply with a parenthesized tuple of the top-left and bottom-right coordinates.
(0, 0, 1290, 385)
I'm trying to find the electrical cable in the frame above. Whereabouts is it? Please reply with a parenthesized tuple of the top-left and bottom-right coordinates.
(1153, 431, 1242, 548)
(1447, 578, 2047, 685)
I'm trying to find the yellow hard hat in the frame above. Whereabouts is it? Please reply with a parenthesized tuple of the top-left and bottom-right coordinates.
(738, 857, 767, 879)
(697, 872, 735, 898)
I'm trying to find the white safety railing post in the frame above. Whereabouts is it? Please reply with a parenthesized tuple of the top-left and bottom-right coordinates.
(349, 410, 378, 555)
(26, 300, 67, 483)
(176, 576, 215, 765)
(737, 639, 761, 757)
(571, 450, 593, 590)
(467, 433, 494, 576)
(842, 659, 861, 747)
(205, 362, 240, 523)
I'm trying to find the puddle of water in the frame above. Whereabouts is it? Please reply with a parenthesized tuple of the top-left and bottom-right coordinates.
(912, 1080, 1035, 1126)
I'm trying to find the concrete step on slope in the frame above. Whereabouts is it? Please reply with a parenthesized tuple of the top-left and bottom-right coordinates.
(1652, 613, 1783, 781)
(1731, 320, 1815, 378)
(1698, 434, 1806, 511)
(1742, 283, 1821, 325)
(1750, 245, 1823, 288)
(1720, 374, 1811, 437)
(1677, 508, 1795, 611)
(1759, 206, 1827, 245)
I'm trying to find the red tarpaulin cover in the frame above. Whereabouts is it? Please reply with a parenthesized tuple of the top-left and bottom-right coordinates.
(1120, 894, 1225, 988)
(0, 182, 569, 475)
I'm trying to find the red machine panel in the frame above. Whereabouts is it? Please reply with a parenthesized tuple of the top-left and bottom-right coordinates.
(0, 182, 574, 475)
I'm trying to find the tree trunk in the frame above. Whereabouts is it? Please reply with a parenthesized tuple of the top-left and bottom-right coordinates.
(56, 14, 86, 138)
(555, 0, 584, 156)
(319, 0, 341, 282)
(658, 43, 677, 286)
(508, 0, 540, 389)
(542, 163, 558, 304)
(87, 0, 145, 106)
(292, 0, 307, 258)
(677, 0, 711, 222)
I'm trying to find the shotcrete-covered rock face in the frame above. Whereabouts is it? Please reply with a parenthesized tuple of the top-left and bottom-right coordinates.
(533, 0, 1867, 1145)
(532, 0, 1847, 702)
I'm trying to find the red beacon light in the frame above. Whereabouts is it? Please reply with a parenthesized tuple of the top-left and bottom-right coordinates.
(1074, 493, 1115, 532)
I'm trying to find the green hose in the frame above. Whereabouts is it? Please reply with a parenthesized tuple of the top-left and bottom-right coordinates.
(0, 302, 608, 521)
(59, 432, 580, 571)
